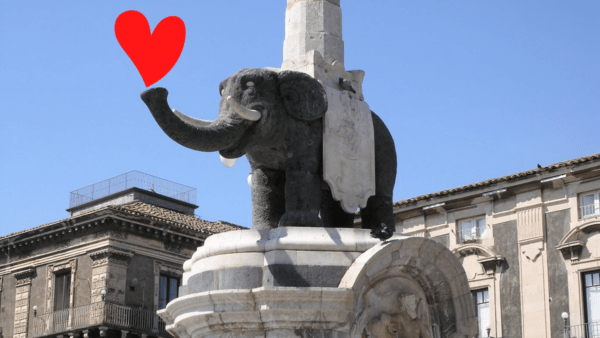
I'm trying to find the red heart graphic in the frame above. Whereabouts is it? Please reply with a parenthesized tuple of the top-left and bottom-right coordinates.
(115, 10, 186, 87)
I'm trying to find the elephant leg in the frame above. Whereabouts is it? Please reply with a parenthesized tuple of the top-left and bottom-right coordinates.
(360, 195, 395, 232)
(279, 170, 323, 227)
(251, 168, 286, 230)
(320, 188, 355, 228)
(279, 122, 323, 228)
(360, 111, 397, 236)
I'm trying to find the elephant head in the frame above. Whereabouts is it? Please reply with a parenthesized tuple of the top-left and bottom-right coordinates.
(140, 68, 328, 163)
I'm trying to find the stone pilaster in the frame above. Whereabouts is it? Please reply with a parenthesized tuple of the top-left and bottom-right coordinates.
(13, 268, 34, 338)
(88, 247, 133, 304)
(517, 205, 551, 338)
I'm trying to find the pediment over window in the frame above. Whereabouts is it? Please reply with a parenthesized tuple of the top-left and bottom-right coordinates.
(556, 221, 600, 262)
(452, 244, 504, 275)
(558, 221, 600, 244)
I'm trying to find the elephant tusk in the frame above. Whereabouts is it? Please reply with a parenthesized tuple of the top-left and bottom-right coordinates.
(227, 96, 261, 121)
(220, 155, 237, 168)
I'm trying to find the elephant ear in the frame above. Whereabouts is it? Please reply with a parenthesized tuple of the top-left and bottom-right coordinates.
(277, 70, 328, 121)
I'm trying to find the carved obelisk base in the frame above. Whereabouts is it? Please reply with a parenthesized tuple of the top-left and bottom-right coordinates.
(158, 227, 478, 338)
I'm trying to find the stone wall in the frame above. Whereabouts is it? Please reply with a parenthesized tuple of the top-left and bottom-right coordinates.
(546, 209, 570, 338)
(493, 220, 523, 338)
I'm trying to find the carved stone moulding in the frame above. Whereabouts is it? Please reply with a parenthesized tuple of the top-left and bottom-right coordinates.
(87, 246, 134, 266)
(158, 287, 354, 338)
(556, 240, 585, 262)
(13, 267, 35, 286)
(164, 228, 477, 338)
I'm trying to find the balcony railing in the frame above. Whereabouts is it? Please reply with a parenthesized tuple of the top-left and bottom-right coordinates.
(458, 225, 486, 243)
(32, 302, 169, 337)
(580, 204, 599, 219)
(565, 321, 600, 338)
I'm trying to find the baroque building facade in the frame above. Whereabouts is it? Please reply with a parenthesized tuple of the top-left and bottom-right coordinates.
(0, 172, 242, 338)
(391, 153, 600, 338)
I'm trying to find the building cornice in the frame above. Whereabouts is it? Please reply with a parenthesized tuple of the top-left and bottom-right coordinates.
(393, 153, 600, 218)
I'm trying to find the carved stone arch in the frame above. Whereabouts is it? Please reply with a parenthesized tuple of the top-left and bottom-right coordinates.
(452, 243, 497, 259)
(559, 220, 600, 244)
(556, 220, 600, 261)
(340, 237, 478, 338)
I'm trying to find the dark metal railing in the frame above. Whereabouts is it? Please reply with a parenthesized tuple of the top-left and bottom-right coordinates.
(69, 171, 197, 208)
(32, 302, 169, 337)
(565, 321, 600, 338)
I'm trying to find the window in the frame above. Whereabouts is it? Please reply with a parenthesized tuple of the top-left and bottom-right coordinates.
(158, 275, 179, 310)
(580, 191, 600, 218)
(583, 270, 600, 333)
(458, 217, 486, 243)
(472, 289, 490, 338)
(54, 271, 71, 311)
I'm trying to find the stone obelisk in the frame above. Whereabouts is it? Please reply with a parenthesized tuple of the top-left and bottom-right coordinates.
(155, 3, 479, 337)
(282, 0, 344, 68)
(282, 0, 376, 214)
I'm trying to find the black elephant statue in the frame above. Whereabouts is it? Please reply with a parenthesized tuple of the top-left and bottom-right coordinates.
(141, 68, 396, 239)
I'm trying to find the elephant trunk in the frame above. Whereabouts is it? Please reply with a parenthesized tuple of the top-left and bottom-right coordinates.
(141, 87, 247, 152)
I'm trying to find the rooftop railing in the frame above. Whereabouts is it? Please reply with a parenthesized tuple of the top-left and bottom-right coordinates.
(32, 302, 170, 337)
(69, 171, 196, 208)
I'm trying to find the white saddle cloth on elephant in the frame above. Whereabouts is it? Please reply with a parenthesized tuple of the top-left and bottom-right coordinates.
(323, 85, 376, 213)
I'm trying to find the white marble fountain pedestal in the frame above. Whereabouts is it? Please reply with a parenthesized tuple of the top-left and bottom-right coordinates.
(157, 227, 478, 338)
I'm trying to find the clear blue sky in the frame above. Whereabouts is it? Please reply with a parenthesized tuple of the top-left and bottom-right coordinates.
(1, 1, 598, 234)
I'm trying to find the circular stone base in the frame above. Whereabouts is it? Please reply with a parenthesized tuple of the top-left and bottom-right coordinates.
(159, 227, 478, 338)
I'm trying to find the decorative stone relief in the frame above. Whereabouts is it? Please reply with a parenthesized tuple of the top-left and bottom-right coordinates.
(323, 86, 375, 213)
(164, 242, 181, 254)
(54, 240, 70, 250)
(358, 277, 435, 338)
(13, 268, 34, 338)
(93, 230, 128, 240)
(517, 207, 544, 242)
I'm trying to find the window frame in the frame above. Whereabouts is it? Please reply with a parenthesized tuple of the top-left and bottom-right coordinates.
(53, 270, 72, 311)
(158, 274, 179, 310)
(471, 288, 490, 338)
(457, 216, 487, 244)
(579, 191, 600, 219)
(582, 269, 600, 325)
(46, 260, 77, 315)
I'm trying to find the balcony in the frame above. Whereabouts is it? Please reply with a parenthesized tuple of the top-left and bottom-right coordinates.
(32, 302, 170, 338)
(565, 321, 600, 338)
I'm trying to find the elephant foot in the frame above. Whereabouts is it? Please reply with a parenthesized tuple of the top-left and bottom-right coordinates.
(279, 211, 323, 228)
